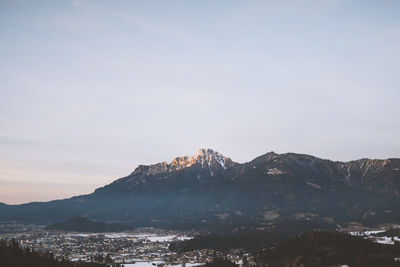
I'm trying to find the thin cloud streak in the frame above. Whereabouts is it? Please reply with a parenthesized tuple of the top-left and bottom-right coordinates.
(113, 12, 203, 44)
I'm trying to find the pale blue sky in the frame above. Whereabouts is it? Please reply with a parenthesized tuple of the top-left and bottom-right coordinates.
(1, 0, 399, 204)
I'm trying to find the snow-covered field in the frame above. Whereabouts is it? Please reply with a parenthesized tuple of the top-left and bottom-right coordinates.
(65, 232, 192, 242)
(349, 229, 400, 245)
(372, 236, 400, 245)
(123, 262, 202, 267)
(146, 235, 191, 242)
(349, 230, 386, 236)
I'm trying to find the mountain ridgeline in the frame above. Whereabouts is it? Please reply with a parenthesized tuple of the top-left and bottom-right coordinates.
(1, 149, 400, 229)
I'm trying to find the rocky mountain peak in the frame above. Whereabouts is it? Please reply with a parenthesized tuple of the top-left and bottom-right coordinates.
(188, 148, 236, 176)
(131, 148, 236, 176)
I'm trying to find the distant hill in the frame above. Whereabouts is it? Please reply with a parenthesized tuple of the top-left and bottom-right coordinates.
(46, 216, 128, 232)
(1, 149, 400, 230)
(255, 231, 400, 267)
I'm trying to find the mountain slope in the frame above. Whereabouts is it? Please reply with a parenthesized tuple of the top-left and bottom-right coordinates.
(46, 216, 127, 232)
(0, 149, 399, 229)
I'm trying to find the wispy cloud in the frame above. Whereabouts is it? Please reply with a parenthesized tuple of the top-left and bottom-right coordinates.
(113, 12, 201, 44)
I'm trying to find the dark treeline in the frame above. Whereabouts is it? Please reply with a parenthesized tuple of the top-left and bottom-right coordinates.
(172, 230, 400, 267)
(203, 257, 238, 267)
(374, 228, 400, 238)
(0, 240, 105, 267)
(170, 220, 335, 252)
(256, 231, 400, 267)
(170, 231, 279, 252)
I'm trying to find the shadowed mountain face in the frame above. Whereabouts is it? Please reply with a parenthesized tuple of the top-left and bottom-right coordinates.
(46, 216, 127, 232)
(1, 149, 400, 229)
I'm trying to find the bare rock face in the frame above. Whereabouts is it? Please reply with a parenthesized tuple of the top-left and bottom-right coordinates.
(131, 148, 237, 177)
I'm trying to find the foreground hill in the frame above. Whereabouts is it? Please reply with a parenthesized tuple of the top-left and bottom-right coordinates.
(170, 220, 336, 252)
(0, 149, 399, 229)
(255, 231, 400, 267)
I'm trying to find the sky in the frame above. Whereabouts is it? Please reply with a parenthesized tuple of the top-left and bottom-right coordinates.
(1, 0, 399, 204)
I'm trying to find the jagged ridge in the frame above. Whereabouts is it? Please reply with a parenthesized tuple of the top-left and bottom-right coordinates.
(131, 148, 237, 177)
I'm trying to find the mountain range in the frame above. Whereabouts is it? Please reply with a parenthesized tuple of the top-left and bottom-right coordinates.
(1, 149, 400, 229)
